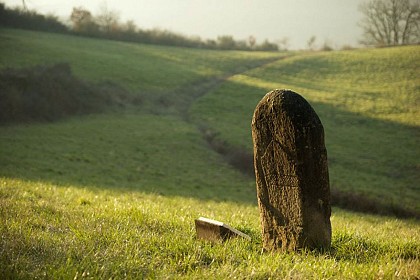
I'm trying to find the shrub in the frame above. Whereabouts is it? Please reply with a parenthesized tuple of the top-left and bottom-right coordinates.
(0, 3, 68, 33)
(0, 63, 131, 124)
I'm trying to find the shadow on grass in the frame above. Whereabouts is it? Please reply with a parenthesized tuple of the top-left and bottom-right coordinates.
(191, 80, 419, 219)
(0, 112, 258, 205)
(0, 63, 134, 125)
(0, 82, 419, 218)
(328, 232, 420, 263)
(0, 57, 286, 206)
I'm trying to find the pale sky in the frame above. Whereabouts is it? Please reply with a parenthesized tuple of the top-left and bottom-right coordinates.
(3, 0, 366, 49)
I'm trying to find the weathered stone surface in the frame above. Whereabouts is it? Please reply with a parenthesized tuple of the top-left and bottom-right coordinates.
(251, 89, 331, 251)
(195, 217, 251, 242)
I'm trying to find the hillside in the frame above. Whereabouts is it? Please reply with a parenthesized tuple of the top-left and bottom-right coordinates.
(190, 46, 420, 214)
(0, 29, 419, 278)
(0, 28, 283, 202)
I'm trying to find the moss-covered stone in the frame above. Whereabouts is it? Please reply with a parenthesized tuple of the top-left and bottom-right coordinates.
(252, 89, 331, 251)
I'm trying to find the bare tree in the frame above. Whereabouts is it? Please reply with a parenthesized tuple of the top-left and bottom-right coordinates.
(217, 35, 236, 50)
(122, 20, 137, 34)
(70, 7, 98, 34)
(22, 0, 28, 11)
(307, 35, 317, 50)
(96, 3, 120, 34)
(248, 35, 256, 49)
(359, 0, 420, 46)
(276, 37, 290, 51)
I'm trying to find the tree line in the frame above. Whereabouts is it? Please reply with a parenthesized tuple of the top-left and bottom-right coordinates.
(0, 3, 279, 51)
(1, 0, 418, 50)
(0, 3, 68, 33)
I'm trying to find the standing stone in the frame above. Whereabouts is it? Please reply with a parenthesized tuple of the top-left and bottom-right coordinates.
(251, 89, 331, 251)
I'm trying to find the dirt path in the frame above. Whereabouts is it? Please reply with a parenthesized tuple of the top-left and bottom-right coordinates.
(179, 55, 420, 220)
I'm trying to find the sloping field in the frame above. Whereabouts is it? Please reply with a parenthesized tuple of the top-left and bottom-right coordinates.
(0, 29, 419, 278)
(0, 28, 282, 201)
(190, 46, 420, 213)
(0, 29, 280, 92)
(0, 113, 255, 203)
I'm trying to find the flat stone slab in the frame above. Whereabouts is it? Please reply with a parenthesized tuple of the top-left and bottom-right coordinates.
(195, 217, 251, 242)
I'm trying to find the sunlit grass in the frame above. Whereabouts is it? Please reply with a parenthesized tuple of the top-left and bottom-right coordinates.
(1, 178, 419, 279)
(251, 47, 419, 126)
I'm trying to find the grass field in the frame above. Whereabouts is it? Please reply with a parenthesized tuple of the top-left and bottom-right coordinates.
(1, 178, 419, 279)
(1, 28, 419, 278)
(0, 113, 255, 203)
(0, 28, 281, 105)
(190, 46, 420, 213)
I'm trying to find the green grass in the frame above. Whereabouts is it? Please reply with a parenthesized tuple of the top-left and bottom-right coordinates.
(0, 113, 255, 203)
(190, 46, 420, 212)
(0, 28, 283, 116)
(1, 178, 419, 279)
(1, 29, 419, 278)
(0, 28, 281, 93)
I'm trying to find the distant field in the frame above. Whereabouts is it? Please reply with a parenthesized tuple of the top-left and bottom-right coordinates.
(0, 28, 283, 118)
(0, 28, 281, 92)
(0, 28, 419, 278)
(0, 28, 281, 201)
(190, 46, 420, 213)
